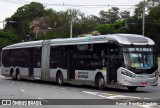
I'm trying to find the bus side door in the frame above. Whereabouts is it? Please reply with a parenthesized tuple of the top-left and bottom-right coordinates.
(67, 46, 75, 80)
(28, 49, 34, 77)
(107, 44, 119, 85)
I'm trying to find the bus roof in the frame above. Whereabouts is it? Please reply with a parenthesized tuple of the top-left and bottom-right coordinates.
(2, 34, 155, 50)
(2, 40, 43, 50)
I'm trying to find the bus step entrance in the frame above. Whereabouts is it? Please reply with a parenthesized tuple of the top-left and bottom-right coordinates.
(67, 79, 75, 83)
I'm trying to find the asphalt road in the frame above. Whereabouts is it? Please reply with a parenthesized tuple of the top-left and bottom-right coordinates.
(0, 73, 160, 108)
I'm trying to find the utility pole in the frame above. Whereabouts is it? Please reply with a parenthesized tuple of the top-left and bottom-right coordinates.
(70, 18, 73, 38)
(0, 20, 5, 29)
(3, 20, 5, 29)
(142, 0, 145, 36)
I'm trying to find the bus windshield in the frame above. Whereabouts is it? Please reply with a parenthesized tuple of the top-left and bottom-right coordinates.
(123, 48, 155, 69)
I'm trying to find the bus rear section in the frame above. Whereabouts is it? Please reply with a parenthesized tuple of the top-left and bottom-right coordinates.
(0, 41, 43, 80)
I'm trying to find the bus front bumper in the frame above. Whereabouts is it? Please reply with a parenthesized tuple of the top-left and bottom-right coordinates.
(119, 75, 158, 87)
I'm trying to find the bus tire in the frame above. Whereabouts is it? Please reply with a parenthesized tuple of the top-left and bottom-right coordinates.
(96, 75, 105, 90)
(16, 70, 21, 81)
(127, 86, 137, 91)
(56, 72, 63, 86)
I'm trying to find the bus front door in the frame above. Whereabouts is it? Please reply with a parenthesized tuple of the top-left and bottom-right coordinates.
(107, 45, 119, 85)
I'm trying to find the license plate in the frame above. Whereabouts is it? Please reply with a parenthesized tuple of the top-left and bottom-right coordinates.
(141, 82, 149, 86)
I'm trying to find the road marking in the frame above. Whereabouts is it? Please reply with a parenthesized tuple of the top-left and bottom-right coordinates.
(104, 95, 145, 99)
(11, 82, 15, 83)
(98, 95, 111, 98)
(82, 91, 150, 99)
(82, 91, 97, 95)
(70, 89, 77, 91)
(139, 105, 157, 108)
(20, 89, 26, 92)
(61, 88, 66, 90)
(83, 91, 157, 108)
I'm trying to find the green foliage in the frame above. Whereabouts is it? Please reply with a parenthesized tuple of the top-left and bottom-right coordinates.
(128, 0, 160, 51)
(120, 11, 130, 20)
(37, 8, 98, 39)
(0, 30, 20, 49)
(39, 31, 69, 40)
(148, 6, 160, 19)
(96, 24, 114, 34)
(134, 1, 144, 19)
(3, 2, 133, 41)
(73, 15, 98, 36)
(5, 2, 46, 41)
(96, 21, 127, 34)
(1, 0, 160, 53)
(13, 2, 45, 21)
(99, 7, 120, 24)
(145, 6, 160, 51)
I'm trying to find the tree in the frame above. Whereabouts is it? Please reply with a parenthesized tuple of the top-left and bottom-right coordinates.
(147, 0, 160, 10)
(96, 20, 127, 34)
(128, 0, 160, 51)
(134, 1, 144, 19)
(5, 2, 46, 41)
(13, 2, 45, 21)
(145, 6, 160, 51)
(73, 14, 98, 36)
(99, 7, 120, 24)
(0, 30, 20, 49)
(96, 24, 114, 34)
(39, 9, 98, 39)
(120, 11, 130, 20)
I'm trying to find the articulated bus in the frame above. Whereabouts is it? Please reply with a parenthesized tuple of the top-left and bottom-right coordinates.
(1, 34, 158, 91)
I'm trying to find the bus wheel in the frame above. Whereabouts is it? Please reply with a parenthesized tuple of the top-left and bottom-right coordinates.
(127, 86, 137, 91)
(16, 71, 21, 81)
(96, 75, 105, 90)
(57, 72, 63, 86)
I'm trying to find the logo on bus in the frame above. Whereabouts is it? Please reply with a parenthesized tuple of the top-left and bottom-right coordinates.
(75, 70, 88, 80)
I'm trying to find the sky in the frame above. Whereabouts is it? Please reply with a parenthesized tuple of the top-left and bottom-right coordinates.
(0, 0, 142, 29)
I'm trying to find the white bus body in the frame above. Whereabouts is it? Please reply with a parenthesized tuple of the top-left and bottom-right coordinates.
(1, 34, 158, 91)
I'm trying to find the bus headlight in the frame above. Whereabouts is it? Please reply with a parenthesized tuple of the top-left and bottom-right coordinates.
(121, 69, 132, 77)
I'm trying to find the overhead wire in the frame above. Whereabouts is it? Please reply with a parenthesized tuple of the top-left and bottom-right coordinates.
(0, 0, 29, 4)
(0, 0, 137, 8)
